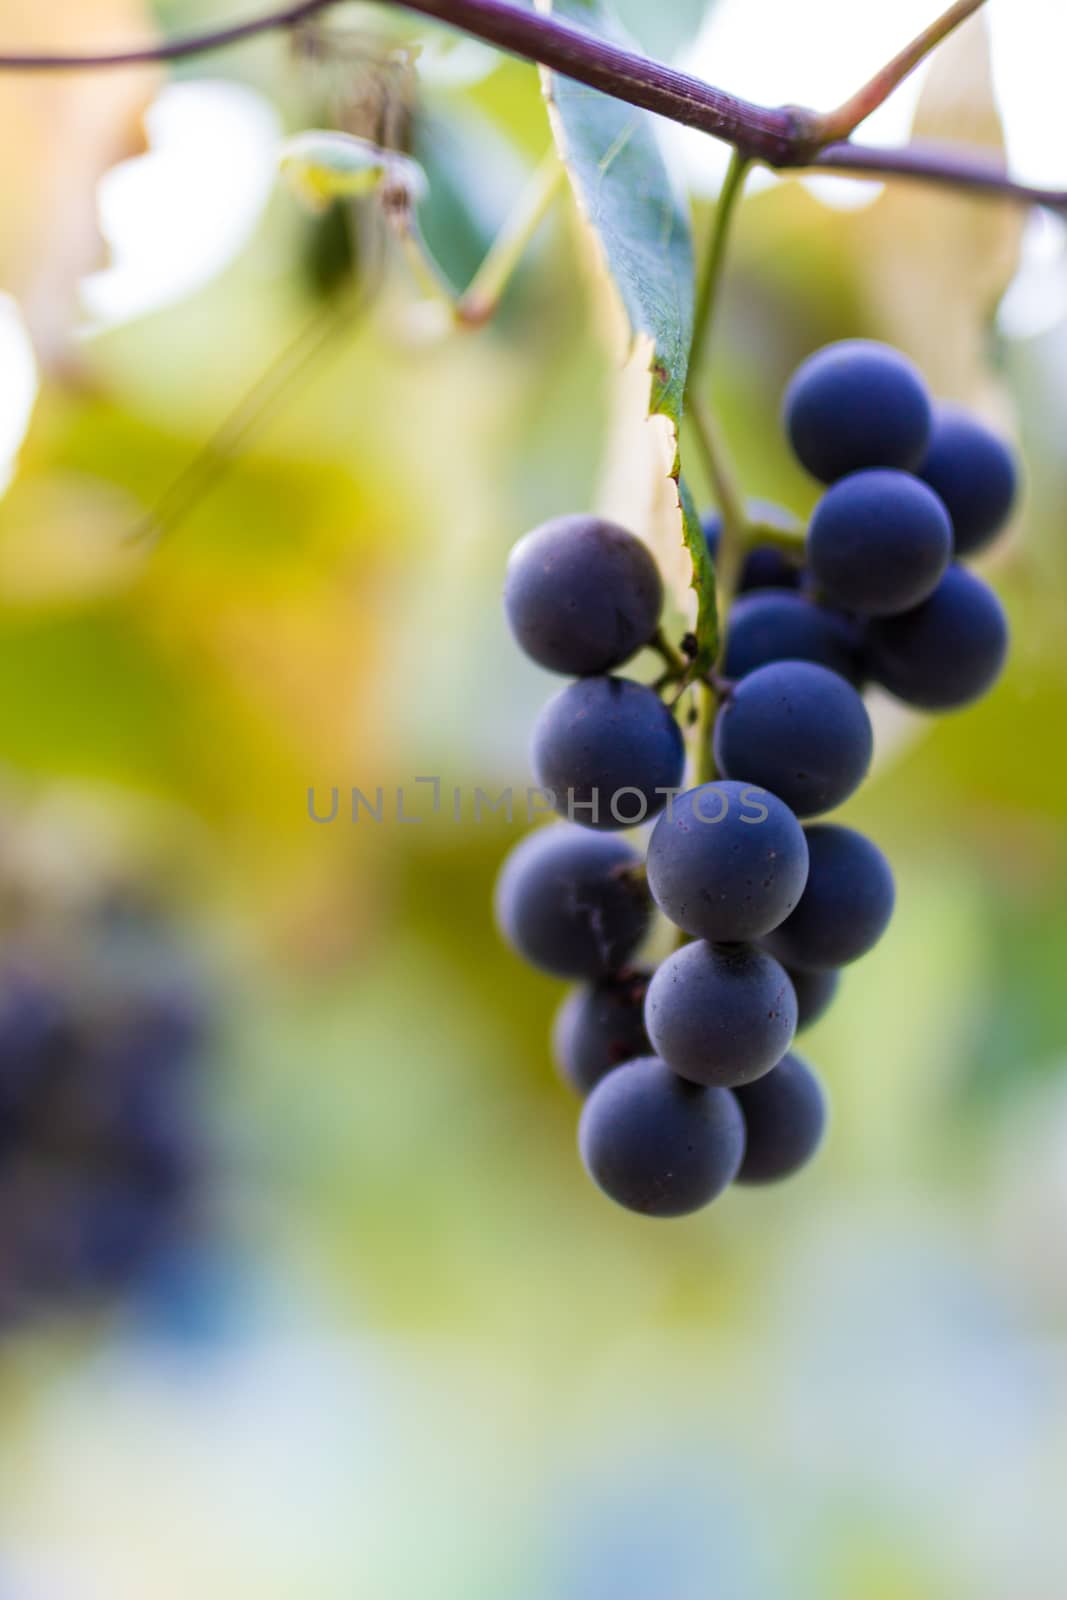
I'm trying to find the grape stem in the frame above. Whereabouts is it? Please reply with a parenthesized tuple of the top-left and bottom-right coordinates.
(126, 286, 374, 544)
(388, 145, 565, 327)
(693, 674, 718, 787)
(682, 152, 752, 782)
(746, 518, 807, 559)
(689, 151, 750, 384)
(681, 140, 806, 718)
(394, 213, 457, 307)
(684, 147, 750, 632)
(813, 0, 987, 144)
(812, 139, 1064, 204)
(454, 150, 564, 327)
(0, 0, 1060, 211)
(651, 627, 689, 676)
(687, 396, 745, 615)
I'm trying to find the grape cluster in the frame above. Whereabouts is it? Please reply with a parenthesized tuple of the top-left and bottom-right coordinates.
(495, 339, 1015, 1218)
(0, 901, 213, 1330)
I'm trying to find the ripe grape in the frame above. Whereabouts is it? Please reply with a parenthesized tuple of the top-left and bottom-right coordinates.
(111, 1047, 201, 1200)
(764, 824, 895, 970)
(784, 340, 932, 483)
(531, 676, 685, 830)
(552, 970, 651, 1097)
(504, 514, 663, 676)
(703, 501, 802, 592)
(494, 825, 651, 979)
(734, 1052, 827, 1184)
(808, 469, 952, 615)
(918, 406, 1017, 557)
(646, 781, 809, 942)
(723, 590, 863, 683)
(0, 972, 70, 1120)
(644, 940, 797, 1088)
(713, 660, 873, 818)
(491, 339, 1018, 1218)
(578, 1056, 745, 1216)
(787, 965, 841, 1030)
(0, 933, 212, 1329)
(864, 563, 1009, 710)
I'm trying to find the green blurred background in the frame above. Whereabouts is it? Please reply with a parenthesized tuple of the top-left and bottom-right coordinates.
(0, 0, 1064, 1594)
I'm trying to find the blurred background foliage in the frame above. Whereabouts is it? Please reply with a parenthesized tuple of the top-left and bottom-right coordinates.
(0, 0, 1063, 1595)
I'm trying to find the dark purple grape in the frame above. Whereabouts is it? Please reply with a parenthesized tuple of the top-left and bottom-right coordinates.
(734, 1052, 827, 1184)
(552, 971, 651, 1097)
(646, 781, 808, 943)
(784, 340, 932, 483)
(918, 405, 1018, 557)
(864, 564, 1009, 711)
(504, 514, 663, 675)
(808, 469, 951, 616)
(713, 660, 873, 818)
(723, 591, 863, 683)
(764, 824, 895, 971)
(579, 1057, 745, 1216)
(644, 940, 796, 1088)
(494, 825, 651, 980)
(77, 1178, 173, 1290)
(531, 676, 685, 831)
(787, 965, 841, 1030)
(0, 970, 71, 1129)
(0, 927, 212, 1332)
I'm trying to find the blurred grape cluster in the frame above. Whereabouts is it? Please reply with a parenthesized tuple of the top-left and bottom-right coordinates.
(0, 840, 214, 1332)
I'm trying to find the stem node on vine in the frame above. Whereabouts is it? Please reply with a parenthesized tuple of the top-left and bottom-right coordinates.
(0, 0, 1058, 210)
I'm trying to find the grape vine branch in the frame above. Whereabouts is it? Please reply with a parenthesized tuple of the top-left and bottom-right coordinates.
(0, 0, 1063, 211)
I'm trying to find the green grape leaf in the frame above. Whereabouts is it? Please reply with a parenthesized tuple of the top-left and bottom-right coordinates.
(540, 0, 693, 427)
(539, 0, 705, 658)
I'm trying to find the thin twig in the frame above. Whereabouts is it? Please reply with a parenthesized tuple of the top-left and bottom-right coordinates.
(127, 294, 359, 543)
(455, 149, 564, 327)
(0, 0, 806, 165)
(0, 0, 333, 68)
(0, 0, 1059, 209)
(810, 140, 1067, 210)
(816, 0, 988, 144)
(688, 150, 750, 385)
(393, 212, 457, 305)
(126, 201, 383, 547)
